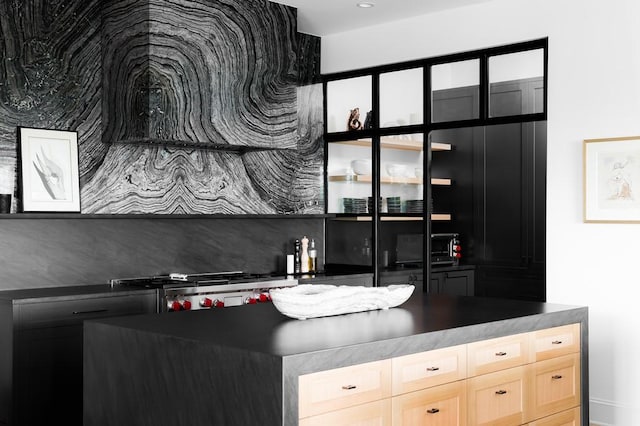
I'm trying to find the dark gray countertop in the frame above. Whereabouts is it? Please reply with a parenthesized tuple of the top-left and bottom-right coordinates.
(0, 284, 155, 304)
(88, 292, 586, 359)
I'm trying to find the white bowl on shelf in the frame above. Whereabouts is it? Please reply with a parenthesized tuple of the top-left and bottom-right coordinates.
(351, 159, 372, 175)
(386, 163, 407, 177)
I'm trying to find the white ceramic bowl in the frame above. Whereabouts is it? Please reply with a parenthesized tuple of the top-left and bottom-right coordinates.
(351, 159, 372, 175)
(386, 164, 407, 177)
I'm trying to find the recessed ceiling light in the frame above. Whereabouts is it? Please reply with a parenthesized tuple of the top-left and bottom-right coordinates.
(357, 2, 375, 8)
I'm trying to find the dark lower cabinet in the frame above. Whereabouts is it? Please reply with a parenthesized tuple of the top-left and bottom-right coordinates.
(379, 270, 423, 293)
(0, 290, 156, 426)
(429, 269, 475, 296)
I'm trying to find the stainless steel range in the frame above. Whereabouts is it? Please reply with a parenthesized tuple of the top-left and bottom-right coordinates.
(111, 271, 298, 313)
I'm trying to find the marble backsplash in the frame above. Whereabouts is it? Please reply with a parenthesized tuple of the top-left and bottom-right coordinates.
(0, 0, 323, 214)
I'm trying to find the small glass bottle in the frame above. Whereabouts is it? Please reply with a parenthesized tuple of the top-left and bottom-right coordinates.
(294, 239, 301, 274)
(300, 236, 310, 273)
(308, 238, 317, 273)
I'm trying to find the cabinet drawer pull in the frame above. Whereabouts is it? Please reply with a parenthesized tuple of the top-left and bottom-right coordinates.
(495, 351, 507, 356)
(341, 385, 357, 390)
(72, 309, 109, 315)
(495, 389, 507, 395)
(426, 408, 440, 414)
(426, 366, 440, 371)
(552, 340, 562, 345)
(552, 375, 563, 380)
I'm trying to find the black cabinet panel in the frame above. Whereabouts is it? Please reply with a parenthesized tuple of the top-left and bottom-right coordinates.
(429, 269, 474, 296)
(0, 291, 156, 426)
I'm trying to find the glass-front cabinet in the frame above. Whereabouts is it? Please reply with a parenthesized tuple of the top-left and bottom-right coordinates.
(323, 39, 547, 299)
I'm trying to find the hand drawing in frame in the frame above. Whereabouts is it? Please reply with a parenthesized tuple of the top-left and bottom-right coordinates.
(584, 136, 640, 223)
(18, 127, 80, 212)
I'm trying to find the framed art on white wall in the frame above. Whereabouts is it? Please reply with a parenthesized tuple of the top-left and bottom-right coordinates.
(18, 127, 80, 212)
(584, 135, 640, 223)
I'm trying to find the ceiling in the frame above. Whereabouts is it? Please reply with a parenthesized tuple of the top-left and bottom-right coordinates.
(270, 0, 494, 36)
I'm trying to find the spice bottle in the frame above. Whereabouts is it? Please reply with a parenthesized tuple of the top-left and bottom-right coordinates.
(308, 238, 317, 273)
(300, 236, 310, 273)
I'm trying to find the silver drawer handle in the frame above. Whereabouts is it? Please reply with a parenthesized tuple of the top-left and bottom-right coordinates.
(72, 309, 109, 315)
(495, 389, 507, 395)
(552, 375, 563, 380)
(426, 367, 440, 371)
(552, 340, 562, 345)
(341, 385, 357, 390)
(426, 408, 440, 414)
(495, 351, 507, 356)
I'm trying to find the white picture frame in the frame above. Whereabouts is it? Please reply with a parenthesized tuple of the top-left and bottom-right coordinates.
(18, 127, 80, 212)
(584, 135, 640, 223)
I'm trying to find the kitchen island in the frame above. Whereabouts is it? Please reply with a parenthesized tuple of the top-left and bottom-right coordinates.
(83, 293, 588, 425)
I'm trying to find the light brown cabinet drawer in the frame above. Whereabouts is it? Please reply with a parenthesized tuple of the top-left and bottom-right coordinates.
(528, 353, 580, 421)
(299, 399, 391, 426)
(392, 344, 466, 395)
(467, 366, 526, 426)
(467, 332, 530, 377)
(531, 324, 580, 362)
(527, 406, 580, 426)
(299, 359, 392, 418)
(392, 380, 467, 426)
(17, 293, 156, 329)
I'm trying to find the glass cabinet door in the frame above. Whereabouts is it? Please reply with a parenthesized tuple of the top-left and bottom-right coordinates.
(378, 132, 425, 270)
(431, 59, 480, 123)
(379, 68, 424, 128)
(326, 76, 372, 133)
(326, 139, 373, 215)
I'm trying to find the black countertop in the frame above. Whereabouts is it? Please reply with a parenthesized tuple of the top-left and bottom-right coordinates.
(88, 292, 586, 359)
(0, 284, 155, 304)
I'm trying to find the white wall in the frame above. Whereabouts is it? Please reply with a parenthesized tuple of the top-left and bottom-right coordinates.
(321, 0, 640, 424)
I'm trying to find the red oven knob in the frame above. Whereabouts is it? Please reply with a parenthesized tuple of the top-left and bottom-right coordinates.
(170, 300, 181, 312)
(182, 300, 192, 310)
(246, 297, 257, 304)
(200, 297, 213, 308)
(454, 252, 462, 259)
(258, 293, 270, 303)
(214, 299, 224, 308)
(453, 245, 461, 252)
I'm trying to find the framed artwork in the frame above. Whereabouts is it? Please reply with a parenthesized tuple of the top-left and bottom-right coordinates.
(584, 135, 640, 223)
(18, 127, 80, 212)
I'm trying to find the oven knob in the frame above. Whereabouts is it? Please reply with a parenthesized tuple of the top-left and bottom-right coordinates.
(258, 293, 270, 303)
(246, 297, 257, 304)
(170, 300, 181, 312)
(182, 300, 192, 310)
(454, 252, 462, 259)
(200, 297, 213, 308)
(214, 299, 224, 308)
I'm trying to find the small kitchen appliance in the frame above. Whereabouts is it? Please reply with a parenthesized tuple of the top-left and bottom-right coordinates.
(111, 271, 297, 313)
(396, 233, 462, 266)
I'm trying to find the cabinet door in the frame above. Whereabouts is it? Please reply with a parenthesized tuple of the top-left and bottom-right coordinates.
(392, 345, 466, 395)
(467, 366, 526, 426)
(392, 380, 467, 426)
(299, 399, 391, 426)
(528, 407, 580, 426)
(13, 293, 156, 426)
(531, 324, 580, 362)
(467, 333, 530, 377)
(437, 270, 474, 296)
(298, 359, 392, 418)
(528, 354, 580, 422)
(14, 325, 83, 426)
